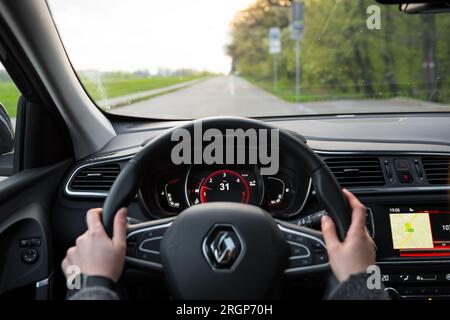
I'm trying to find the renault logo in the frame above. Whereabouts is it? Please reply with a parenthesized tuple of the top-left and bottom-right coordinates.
(203, 225, 243, 271)
(211, 232, 236, 265)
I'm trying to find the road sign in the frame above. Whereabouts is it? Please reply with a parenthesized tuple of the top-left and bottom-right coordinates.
(290, 21, 304, 41)
(290, 1, 304, 40)
(292, 1, 304, 22)
(268, 27, 281, 54)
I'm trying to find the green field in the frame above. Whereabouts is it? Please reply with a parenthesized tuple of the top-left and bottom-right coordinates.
(0, 81, 21, 118)
(0, 74, 206, 118)
(82, 75, 206, 101)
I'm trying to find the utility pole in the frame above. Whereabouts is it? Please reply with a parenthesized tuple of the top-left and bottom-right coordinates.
(273, 54, 278, 92)
(291, 1, 304, 103)
(295, 37, 300, 102)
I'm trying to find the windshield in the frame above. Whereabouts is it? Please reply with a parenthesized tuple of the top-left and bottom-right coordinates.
(47, 0, 450, 119)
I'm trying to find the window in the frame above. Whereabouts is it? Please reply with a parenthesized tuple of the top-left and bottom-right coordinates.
(48, 0, 450, 119)
(0, 64, 19, 179)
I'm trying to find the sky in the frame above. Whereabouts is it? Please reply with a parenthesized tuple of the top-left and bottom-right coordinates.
(47, 0, 255, 74)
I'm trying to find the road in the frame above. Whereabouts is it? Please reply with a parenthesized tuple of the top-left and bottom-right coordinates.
(110, 75, 449, 119)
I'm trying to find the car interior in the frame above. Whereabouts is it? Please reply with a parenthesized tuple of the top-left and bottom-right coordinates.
(0, 0, 449, 300)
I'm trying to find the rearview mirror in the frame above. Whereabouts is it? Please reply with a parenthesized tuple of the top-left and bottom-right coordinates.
(400, 3, 450, 14)
(376, 0, 450, 14)
(376, 0, 443, 3)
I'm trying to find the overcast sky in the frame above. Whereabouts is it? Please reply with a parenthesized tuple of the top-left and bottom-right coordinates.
(47, 0, 254, 74)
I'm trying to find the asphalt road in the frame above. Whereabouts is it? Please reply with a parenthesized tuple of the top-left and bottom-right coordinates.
(110, 75, 449, 119)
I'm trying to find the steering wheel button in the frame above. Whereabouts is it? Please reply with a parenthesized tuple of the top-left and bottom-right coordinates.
(284, 233, 295, 241)
(140, 237, 162, 254)
(143, 228, 167, 239)
(143, 231, 155, 238)
(287, 241, 310, 258)
(312, 241, 325, 250)
(294, 236, 311, 247)
(315, 252, 328, 264)
(136, 251, 161, 264)
(288, 256, 313, 268)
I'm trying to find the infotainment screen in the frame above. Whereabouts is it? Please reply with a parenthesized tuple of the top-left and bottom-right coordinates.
(388, 207, 450, 257)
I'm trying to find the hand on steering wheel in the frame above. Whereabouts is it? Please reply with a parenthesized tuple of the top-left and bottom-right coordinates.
(61, 191, 372, 290)
(62, 208, 128, 283)
(321, 189, 376, 283)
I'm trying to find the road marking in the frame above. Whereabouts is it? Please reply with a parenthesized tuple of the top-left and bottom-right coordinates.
(295, 104, 315, 114)
(228, 76, 235, 96)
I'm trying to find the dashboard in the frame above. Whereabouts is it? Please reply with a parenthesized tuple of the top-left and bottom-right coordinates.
(58, 114, 450, 300)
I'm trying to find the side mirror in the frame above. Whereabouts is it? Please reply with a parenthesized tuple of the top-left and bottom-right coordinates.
(0, 103, 14, 155)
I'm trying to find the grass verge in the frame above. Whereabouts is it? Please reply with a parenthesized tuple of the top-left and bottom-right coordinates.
(245, 76, 450, 104)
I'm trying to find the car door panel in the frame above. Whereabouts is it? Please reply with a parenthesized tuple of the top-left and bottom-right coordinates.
(0, 160, 70, 297)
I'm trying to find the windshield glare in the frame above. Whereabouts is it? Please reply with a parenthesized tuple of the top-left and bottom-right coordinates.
(47, 0, 450, 119)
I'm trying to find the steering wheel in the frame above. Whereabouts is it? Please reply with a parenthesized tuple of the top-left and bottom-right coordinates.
(102, 117, 351, 299)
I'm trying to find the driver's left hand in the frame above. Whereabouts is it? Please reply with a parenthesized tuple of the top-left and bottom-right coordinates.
(61, 208, 128, 283)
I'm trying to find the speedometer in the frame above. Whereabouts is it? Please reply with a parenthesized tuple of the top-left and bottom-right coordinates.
(199, 169, 250, 204)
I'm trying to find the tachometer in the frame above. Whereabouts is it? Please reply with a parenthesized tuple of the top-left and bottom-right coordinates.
(155, 175, 187, 214)
(199, 169, 250, 204)
(262, 169, 312, 218)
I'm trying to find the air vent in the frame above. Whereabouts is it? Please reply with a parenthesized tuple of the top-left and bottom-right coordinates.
(422, 157, 450, 185)
(69, 163, 121, 192)
(324, 157, 385, 188)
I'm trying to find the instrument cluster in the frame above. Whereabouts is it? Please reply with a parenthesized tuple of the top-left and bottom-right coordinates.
(141, 165, 311, 220)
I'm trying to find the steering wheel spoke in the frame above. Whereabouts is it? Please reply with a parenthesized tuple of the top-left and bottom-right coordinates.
(277, 222, 330, 275)
(125, 218, 174, 271)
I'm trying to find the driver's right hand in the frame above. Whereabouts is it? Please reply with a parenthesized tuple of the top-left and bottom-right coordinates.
(321, 189, 376, 283)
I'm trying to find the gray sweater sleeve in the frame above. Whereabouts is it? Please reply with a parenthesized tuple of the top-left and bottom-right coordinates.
(69, 286, 119, 300)
(327, 272, 390, 300)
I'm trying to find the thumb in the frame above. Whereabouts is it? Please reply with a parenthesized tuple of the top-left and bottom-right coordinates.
(321, 215, 341, 250)
(113, 208, 128, 246)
